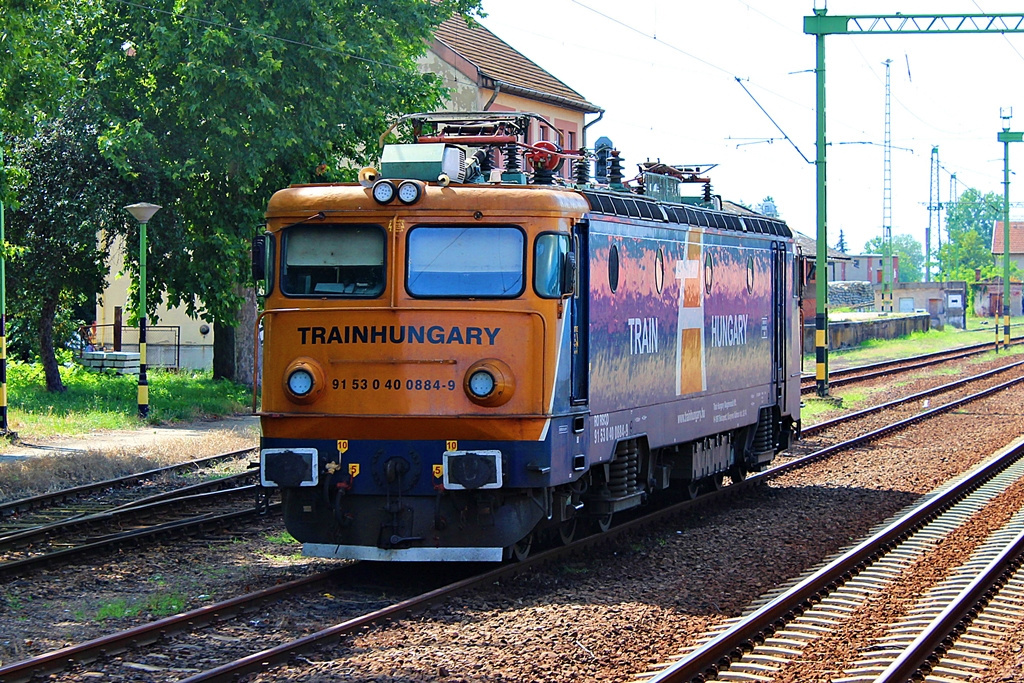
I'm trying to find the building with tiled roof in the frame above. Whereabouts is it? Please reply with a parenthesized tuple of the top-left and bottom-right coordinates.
(992, 221, 1024, 272)
(420, 15, 602, 177)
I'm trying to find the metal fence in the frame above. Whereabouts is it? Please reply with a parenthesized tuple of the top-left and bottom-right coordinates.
(79, 322, 181, 369)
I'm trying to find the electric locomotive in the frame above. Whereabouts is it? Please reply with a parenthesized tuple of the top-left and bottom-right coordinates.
(254, 112, 801, 562)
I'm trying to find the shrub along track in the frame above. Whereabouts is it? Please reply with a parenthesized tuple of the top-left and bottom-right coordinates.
(2, 350, 1024, 681)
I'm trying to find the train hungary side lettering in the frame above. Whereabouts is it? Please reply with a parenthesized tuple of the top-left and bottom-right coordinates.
(297, 325, 501, 345)
(710, 314, 748, 347)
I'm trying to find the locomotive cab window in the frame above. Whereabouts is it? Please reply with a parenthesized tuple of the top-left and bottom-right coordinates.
(534, 233, 571, 298)
(407, 226, 525, 298)
(281, 224, 385, 297)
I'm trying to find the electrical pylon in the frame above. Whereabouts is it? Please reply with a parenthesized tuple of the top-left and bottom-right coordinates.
(882, 59, 893, 311)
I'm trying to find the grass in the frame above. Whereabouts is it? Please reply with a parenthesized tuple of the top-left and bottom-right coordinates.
(93, 591, 189, 621)
(4, 353, 252, 437)
(266, 530, 298, 545)
(803, 315, 1024, 369)
(0, 356, 258, 503)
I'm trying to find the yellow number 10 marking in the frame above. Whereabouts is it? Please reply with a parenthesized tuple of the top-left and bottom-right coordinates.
(446, 440, 458, 452)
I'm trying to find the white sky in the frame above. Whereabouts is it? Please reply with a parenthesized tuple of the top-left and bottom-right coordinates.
(478, 0, 1024, 255)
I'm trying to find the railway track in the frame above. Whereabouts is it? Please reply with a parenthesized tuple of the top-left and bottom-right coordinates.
(0, 448, 256, 520)
(5, 356, 1023, 682)
(0, 450, 267, 577)
(799, 337, 1022, 394)
(0, 476, 274, 577)
(639, 438, 1024, 683)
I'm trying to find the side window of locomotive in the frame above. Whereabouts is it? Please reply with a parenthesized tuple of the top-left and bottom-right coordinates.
(407, 226, 525, 298)
(280, 224, 385, 297)
(534, 233, 570, 298)
(608, 244, 620, 293)
(655, 247, 665, 293)
(704, 251, 714, 294)
(265, 234, 276, 296)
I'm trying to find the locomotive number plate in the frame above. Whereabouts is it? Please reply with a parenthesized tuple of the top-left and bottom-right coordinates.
(332, 377, 458, 392)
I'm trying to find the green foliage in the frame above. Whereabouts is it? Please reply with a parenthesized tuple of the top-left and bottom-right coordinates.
(6, 360, 250, 434)
(266, 530, 298, 544)
(863, 232, 924, 282)
(834, 228, 847, 254)
(5, 101, 153, 391)
(93, 591, 187, 620)
(95, 598, 132, 620)
(940, 187, 1004, 280)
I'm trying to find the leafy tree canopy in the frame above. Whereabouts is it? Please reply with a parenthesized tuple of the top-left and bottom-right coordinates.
(864, 233, 924, 283)
(6, 101, 150, 391)
(939, 187, 1004, 281)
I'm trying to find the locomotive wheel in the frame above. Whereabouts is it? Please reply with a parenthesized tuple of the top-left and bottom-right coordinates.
(506, 532, 534, 562)
(710, 473, 725, 491)
(729, 464, 747, 483)
(594, 513, 613, 533)
(687, 481, 701, 499)
(558, 518, 578, 545)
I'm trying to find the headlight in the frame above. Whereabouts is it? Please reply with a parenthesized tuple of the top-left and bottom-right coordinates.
(463, 359, 515, 407)
(468, 369, 495, 398)
(371, 179, 397, 204)
(283, 358, 325, 404)
(397, 180, 423, 204)
(287, 368, 314, 396)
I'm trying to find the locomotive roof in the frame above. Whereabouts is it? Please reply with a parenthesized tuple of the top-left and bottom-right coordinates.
(580, 190, 792, 238)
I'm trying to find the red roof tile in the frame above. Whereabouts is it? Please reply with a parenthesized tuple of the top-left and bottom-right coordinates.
(433, 15, 601, 113)
(992, 221, 1024, 255)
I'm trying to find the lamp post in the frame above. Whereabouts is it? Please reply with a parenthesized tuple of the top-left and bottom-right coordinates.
(998, 108, 1021, 351)
(124, 202, 161, 419)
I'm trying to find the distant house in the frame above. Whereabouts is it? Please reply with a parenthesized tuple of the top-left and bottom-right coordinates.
(991, 221, 1024, 272)
(843, 253, 899, 284)
(421, 15, 603, 179)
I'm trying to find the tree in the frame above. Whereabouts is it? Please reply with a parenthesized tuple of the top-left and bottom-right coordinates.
(939, 187, 1003, 281)
(2, 0, 481, 384)
(834, 228, 848, 254)
(864, 233, 924, 283)
(6, 102, 152, 391)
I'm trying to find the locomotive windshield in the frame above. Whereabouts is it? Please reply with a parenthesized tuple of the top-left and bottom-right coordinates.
(280, 224, 385, 297)
(407, 226, 525, 298)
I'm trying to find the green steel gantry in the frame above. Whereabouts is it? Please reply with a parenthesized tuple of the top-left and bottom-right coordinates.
(803, 10, 1024, 397)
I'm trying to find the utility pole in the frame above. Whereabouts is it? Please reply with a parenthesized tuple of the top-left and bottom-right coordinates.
(882, 59, 894, 311)
(927, 146, 940, 282)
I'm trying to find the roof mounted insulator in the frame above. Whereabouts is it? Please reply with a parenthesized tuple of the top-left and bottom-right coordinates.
(608, 149, 624, 189)
(504, 141, 521, 174)
(574, 147, 590, 185)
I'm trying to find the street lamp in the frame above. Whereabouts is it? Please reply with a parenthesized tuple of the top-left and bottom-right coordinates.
(124, 202, 161, 419)
(998, 108, 1020, 351)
